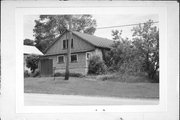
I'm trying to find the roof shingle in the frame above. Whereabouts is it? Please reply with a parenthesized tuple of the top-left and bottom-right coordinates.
(72, 31, 113, 49)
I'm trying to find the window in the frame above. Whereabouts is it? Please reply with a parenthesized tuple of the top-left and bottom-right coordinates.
(86, 52, 91, 60)
(71, 39, 74, 48)
(71, 54, 78, 63)
(57, 56, 64, 63)
(63, 39, 73, 49)
(63, 40, 68, 49)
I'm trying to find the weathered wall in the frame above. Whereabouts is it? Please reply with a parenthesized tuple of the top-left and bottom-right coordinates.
(49, 52, 87, 75)
(41, 48, 104, 75)
(46, 33, 95, 55)
(44, 32, 104, 75)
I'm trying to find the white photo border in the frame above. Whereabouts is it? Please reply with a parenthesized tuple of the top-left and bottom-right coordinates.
(15, 6, 167, 113)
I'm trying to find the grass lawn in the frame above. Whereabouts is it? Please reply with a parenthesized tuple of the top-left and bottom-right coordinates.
(24, 77, 159, 99)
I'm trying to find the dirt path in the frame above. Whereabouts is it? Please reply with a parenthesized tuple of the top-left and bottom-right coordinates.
(24, 93, 159, 106)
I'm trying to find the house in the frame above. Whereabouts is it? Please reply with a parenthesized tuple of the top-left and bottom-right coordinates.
(39, 30, 113, 76)
(24, 45, 43, 73)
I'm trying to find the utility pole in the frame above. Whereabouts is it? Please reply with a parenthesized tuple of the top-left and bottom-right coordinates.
(65, 18, 72, 80)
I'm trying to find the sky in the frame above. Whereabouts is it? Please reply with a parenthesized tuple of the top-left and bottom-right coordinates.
(23, 14, 158, 40)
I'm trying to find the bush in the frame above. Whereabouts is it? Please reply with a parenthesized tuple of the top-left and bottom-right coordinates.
(24, 70, 30, 77)
(54, 72, 63, 77)
(149, 71, 159, 83)
(96, 74, 117, 81)
(54, 72, 84, 77)
(88, 55, 107, 75)
(26, 54, 39, 73)
(31, 69, 40, 77)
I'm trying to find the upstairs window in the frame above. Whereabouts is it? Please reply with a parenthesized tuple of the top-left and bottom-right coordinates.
(71, 54, 78, 63)
(71, 39, 74, 48)
(63, 39, 73, 49)
(57, 55, 64, 63)
(63, 40, 68, 49)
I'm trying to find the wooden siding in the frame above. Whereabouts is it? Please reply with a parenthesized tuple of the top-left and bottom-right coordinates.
(42, 31, 106, 75)
(48, 52, 87, 75)
(46, 33, 95, 55)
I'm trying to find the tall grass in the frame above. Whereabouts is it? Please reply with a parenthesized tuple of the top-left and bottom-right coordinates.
(96, 72, 151, 83)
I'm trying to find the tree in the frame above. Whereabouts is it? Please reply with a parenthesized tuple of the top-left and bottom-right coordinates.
(132, 20, 159, 80)
(26, 55, 39, 73)
(105, 30, 142, 73)
(24, 39, 35, 46)
(104, 20, 159, 82)
(33, 15, 97, 52)
(105, 20, 159, 82)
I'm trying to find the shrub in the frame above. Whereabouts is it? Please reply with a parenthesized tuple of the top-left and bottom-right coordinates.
(31, 69, 40, 77)
(26, 54, 39, 73)
(88, 55, 107, 75)
(70, 73, 84, 77)
(54, 72, 84, 77)
(149, 71, 159, 83)
(96, 74, 116, 81)
(24, 70, 30, 77)
(54, 72, 63, 77)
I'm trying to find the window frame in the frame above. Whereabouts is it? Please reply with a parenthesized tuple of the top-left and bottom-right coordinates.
(71, 54, 78, 63)
(57, 55, 65, 64)
(63, 39, 74, 49)
(71, 39, 74, 48)
(63, 40, 68, 49)
(86, 52, 92, 60)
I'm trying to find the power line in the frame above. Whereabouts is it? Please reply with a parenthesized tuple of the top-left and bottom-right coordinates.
(96, 21, 159, 29)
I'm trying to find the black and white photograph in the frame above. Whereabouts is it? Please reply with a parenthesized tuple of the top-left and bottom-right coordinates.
(1, 1, 179, 120)
(23, 14, 160, 106)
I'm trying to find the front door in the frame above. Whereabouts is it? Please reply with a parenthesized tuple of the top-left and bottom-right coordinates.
(40, 59, 53, 77)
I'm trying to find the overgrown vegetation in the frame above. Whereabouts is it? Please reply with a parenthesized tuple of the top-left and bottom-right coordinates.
(31, 69, 40, 77)
(26, 54, 39, 73)
(24, 69, 40, 78)
(103, 20, 159, 83)
(88, 55, 107, 75)
(24, 70, 30, 78)
(96, 73, 150, 83)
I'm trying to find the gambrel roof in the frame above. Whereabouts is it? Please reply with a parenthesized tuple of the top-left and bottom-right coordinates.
(44, 30, 113, 53)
